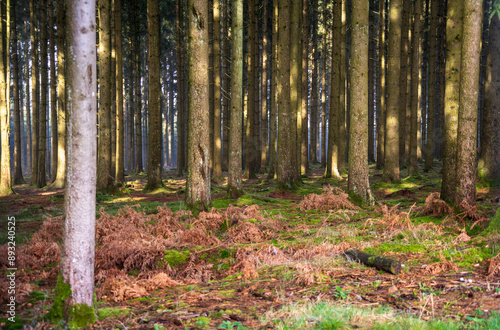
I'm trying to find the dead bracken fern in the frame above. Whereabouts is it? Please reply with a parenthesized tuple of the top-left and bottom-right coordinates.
(487, 256, 500, 279)
(421, 252, 459, 275)
(422, 193, 454, 217)
(299, 186, 359, 212)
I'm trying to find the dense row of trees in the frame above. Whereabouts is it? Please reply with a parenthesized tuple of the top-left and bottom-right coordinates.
(1, 0, 499, 325)
(1, 0, 499, 203)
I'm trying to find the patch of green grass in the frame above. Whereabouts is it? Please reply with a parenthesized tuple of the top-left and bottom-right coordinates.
(98, 307, 132, 320)
(162, 249, 190, 268)
(439, 246, 492, 268)
(364, 242, 428, 255)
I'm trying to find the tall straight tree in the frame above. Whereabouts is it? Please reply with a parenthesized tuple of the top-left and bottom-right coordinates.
(38, 0, 48, 188)
(376, 0, 386, 170)
(398, 0, 410, 166)
(97, 0, 113, 190)
(146, 0, 162, 190)
(277, 0, 294, 189)
(326, 0, 341, 179)
(291, 0, 301, 182)
(478, 10, 500, 186)
(245, 0, 257, 179)
(186, 0, 211, 211)
(24, 25, 32, 176)
(213, 0, 222, 180)
(409, 0, 422, 176)
(52, 0, 66, 188)
(30, 0, 40, 186)
(455, 0, 482, 206)
(383, 0, 402, 182)
(48, 0, 97, 325)
(338, 0, 347, 170)
(348, 0, 374, 205)
(310, 0, 319, 164)
(267, 0, 278, 179)
(115, 0, 124, 184)
(133, 4, 143, 173)
(176, 0, 186, 176)
(300, 0, 309, 175)
(440, 1, 463, 203)
(12, 2, 25, 184)
(424, 0, 438, 172)
(49, 0, 57, 182)
(0, 0, 12, 195)
(260, 0, 269, 173)
(227, 0, 243, 198)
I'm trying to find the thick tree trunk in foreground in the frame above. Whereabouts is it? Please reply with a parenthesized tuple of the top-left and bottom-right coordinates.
(441, 1, 463, 203)
(227, 0, 243, 198)
(348, 0, 374, 205)
(455, 0, 482, 206)
(186, 0, 211, 211)
(146, 0, 162, 190)
(48, 0, 97, 326)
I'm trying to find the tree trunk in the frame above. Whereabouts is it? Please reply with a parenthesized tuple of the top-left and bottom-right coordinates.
(48, 0, 97, 325)
(115, 0, 124, 184)
(409, 0, 422, 176)
(245, 0, 257, 179)
(222, 0, 230, 171)
(320, 0, 327, 167)
(348, 0, 374, 205)
(49, 0, 57, 183)
(424, 0, 438, 172)
(383, 0, 402, 182)
(146, 0, 162, 190)
(326, 0, 341, 179)
(440, 1, 463, 203)
(478, 12, 500, 186)
(0, 0, 12, 195)
(310, 0, 319, 164)
(376, 0, 386, 170)
(338, 0, 347, 171)
(176, 0, 185, 176)
(97, 0, 113, 190)
(25, 24, 32, 176)
(300, 0, 309, 175)
(128, 45, 135, 172)
(455, 0, 482, 206)
(38, 0, 48, 188)
(276, 0, 294, 189)
(134, 18, 143, 173)
(213, 0, 222, 180)
(227, 0, 244, 198)
(267, 0, 278, 179)
(30, 0, 39, 186)
(291, 0, 301, 182)
(12, 2, 24, 184)
(186, 0, 211, 212)
(397, 0, 410, 168)
(368, 0, 375, 163)
(260, 0, 269, 174)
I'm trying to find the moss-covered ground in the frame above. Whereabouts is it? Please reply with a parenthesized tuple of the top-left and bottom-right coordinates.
(1, 163, 499, 329)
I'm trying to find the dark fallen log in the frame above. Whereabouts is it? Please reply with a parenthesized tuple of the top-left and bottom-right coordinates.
(344, 249, 401, 275)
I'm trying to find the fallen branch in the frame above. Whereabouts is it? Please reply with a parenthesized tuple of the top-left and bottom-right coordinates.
(344, 249, 401, 275)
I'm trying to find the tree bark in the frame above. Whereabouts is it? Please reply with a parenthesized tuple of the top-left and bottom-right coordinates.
(345, 249, 401, 275)
(338, 0, 347, 171)
(12, 2, 24, 185)
(409, 0, 422, 176)
(291, 0, 301, 182)
(213, 0, 223, 180)
(260, 0, 269, 174)
(25, 24, 32, 176)
(455, 0, 482, 206)
(348, 0, 374, 205)
(310, 0, 319, 164)
(267, 0, 278, 179)
(115, 0, 124, 184)
(440, 1, 463, 203)
(146, 0, 162, 190)
(376, 0, 386, 170)
(300, 0, 308, 175)
(38, 0, 48, 188)
(227, 0, 243, 198)
(186, 0, 211, 212)
(49, 0, 57, 183)
(176, 0, 186, 176)
(30, 0, 39, 186)
(49, 0, 97, 325)
(398, 0, 410, 167)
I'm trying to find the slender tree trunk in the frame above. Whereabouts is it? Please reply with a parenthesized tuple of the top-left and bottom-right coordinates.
(383, 0, 402, 182)
(30, 0, 39, 185)
(222, 0, 230, 171)
(49, 0, 57, 182)
(169, 50, 175, 167)
(267, 0, 278, 179)
(0, 0, 12, 195)
(300, 0, 309, 175)
(176, 0, 185, 176)
(97, 0, 113, 190)
(134, 22, 143, 173)
(110, 1, 116, 180)
(115, 0, 124, 184)
(310, 0, 319, 164)
(128, 45, 135, 172)
(455, 0, 482, 206)
(409, 0, 422, 176)
(245, 0, 257, 179)
(398, 0, 410, 167)
(290, 0, 300, 182)
(12, 2, 24, 184)
(440, 0, 463, 203)
(376, 0, 386, 170)
(227, 0, 243, 197)
(277, 0, 293, 189)
(338, 0, 347, 171)
(25, 25, 32, 176)
(478, 12, 500, 186)
(326, 0, 341, 179)
(368, 0, 375, 163)
(213, 0, 222, 179)
(320, 0, 327, 167)
(260, 0, 269, 173)
(145, 0, 162, 190)
(186, 0, 211, 211)
(424, 0, 438, 171)
(38, 0, 48, 188)
(49, 0, 97, 325)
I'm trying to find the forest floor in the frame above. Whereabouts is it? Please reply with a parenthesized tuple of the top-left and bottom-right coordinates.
(1, 162, 500, 329)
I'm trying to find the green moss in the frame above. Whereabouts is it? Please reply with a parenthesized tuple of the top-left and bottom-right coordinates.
(364, 242, 427, 255)
(162, 249, 190, 267)
(348, 191, 365, 207)
(482, 208, 500, 236)
(0, 317, 26, 329)
(98, 307, 132, 320)
(47, 275, 72, 322)
(67, 303, 97, 329)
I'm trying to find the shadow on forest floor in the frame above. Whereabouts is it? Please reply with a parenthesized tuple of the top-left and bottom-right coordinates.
(1, 162, 500, 329)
